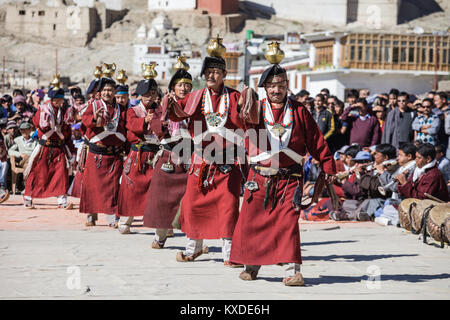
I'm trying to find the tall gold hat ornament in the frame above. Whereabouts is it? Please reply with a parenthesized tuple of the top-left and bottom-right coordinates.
(50, 73, 61, 89)
(141, 62, 158, 80)
(94, 65, 103, 79)
(264, 41, 285, 65)
(102, 62, 116, 79)
(116, 69, 128, 85)
(173, 54, 190, 72)
(207, 34, 226, 58)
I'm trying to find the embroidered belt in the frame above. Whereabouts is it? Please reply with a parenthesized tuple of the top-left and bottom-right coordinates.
(39, 139, 64, 148)
(131, 143, 160, 153)
(88, 143, 124, 156)
(251, 163, 303, 179)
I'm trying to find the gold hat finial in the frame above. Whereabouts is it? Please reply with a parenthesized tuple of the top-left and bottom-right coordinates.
(141, 62, 158, 80)
(173, 55, 190, 71)
(50, 73, 61, 89)
(264, 41, 285, 65)
(102, 62, 116, 78)
(94, 65, 103, 79)
(207, 34, 226, 58)
(116, 69, 128, 85)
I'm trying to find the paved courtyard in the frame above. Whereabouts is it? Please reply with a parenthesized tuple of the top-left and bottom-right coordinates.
(0, 195, 449, 300)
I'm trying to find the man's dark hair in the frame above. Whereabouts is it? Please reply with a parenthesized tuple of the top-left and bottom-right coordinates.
(417, 143, 436, 161)
(296, 89, 309, 98)
(320, 88, 330, 95)
(436, 91, 448, 101)
(13, 89, 24, 97)
(427, 91, 436, 96)
(399, 143, 417, 159)
(347, 89, 359, 99)
(389, 88, 400, 97)
(344, 145, 361, 158)
(315, 93, 325, 102)
(375, 143, 397, 160)
(70, 87, 82, 97)
(355, 98, 368, 106)
(399, 91, 409, 99)
(435, 144, 445, 154)
(422, 98, 434, 106)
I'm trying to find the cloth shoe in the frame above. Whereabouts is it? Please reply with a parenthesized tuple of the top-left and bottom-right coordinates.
(224, 261, 244, 268)
(282, 272, 305, 286)
(0, 189, 9, 204)
(176, 250, 204, 262)
(239, 270, 258, 281)
(118, 225, 131, 234)
(151, 239, 166, 249)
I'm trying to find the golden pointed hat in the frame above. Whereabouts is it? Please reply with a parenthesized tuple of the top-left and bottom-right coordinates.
(102, 62, 116, 79)
(116, 69, 129, 95)
(136, 62, 158, 96)
(258, 41, 287, 87)
(50, 73, 61, 89)
(169, 55, 192, 90)
(201, 34, 227, 75)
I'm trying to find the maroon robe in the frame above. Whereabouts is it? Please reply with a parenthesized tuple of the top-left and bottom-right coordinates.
(398, 166, 449, 202)
(230, 98, 336, 266)
(24, 106, 75, 198)
(118, 105, 162, 217)
(168, 86, 245, 239)
(79, 99, 127, 215)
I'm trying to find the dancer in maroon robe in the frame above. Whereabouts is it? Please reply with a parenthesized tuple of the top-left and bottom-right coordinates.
(230, 44, 336, 286)
(144, 62, 193, 248)
(117, 75, 163, 234)
(69, 76, 101, 199)
(23, 87, 76, 209)
(80, 77, 127, 227)
(166, 37, 246, 265)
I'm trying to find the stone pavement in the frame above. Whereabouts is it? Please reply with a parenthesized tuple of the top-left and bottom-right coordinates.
(0, 195, 449, 300)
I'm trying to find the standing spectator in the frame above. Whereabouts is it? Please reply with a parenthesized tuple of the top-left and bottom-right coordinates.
(29, 89, 44, 111)
(1, 95, 15, 119)
(304, 97, 314, 114)
(0, 134, 9, 203)
(311, 94, 335, 150)
(327, 95, 338, 114)
(426, 91, 436, 100)
(331, 99, 349, 149)
(294, 89, 309, 105)
(434, 92, 449, 113)
(381, 91, 415, 148)
(387, 88, 399, 112)
(412, 98, 441, 145)
(13, 95, 35, 124)
(341, 98, 380, 148)
(435, 144, 450, 183)
(372, 105, 387, 134)
(359, 89, 370, 99)
(345, 89, 359, 109)
(445, 107, 450, 159)
(320, 88, 330, 101)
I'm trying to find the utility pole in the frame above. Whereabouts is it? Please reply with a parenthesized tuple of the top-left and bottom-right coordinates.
(22, 58, 25, 90)
(55, 49, 58, 74)
(2, 56, 5, 95)
(433, 34, 439, 91)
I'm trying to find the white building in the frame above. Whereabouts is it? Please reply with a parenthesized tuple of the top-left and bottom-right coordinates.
(72, 0, 124, 10)
(148, 0, 196, 11)
(248, 31, 450, 101)
(134, 43, 202, 82)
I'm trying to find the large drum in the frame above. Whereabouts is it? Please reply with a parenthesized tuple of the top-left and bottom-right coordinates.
(398, 198, 418, 231)
(424, 204, 450, 247)
(410, 200, 440, 234)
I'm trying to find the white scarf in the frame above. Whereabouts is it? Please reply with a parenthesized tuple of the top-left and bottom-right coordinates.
(263, 98, 293, 151)
(412, 160, 436, 182)
(203, 87, 229, 130)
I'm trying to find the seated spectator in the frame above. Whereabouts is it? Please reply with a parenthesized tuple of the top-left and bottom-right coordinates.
(1, 95, 15, 119)
(0, 133, 8, 202)
(341, 98, 380, 148)
(4, 121, 18, 150)
(381, 91, 415, 149)
(397, 143, 449, 201)
(71, 123, 83, 150)
(435, 144, 450, 183)
(412, 98, 441, 145)
(8, 121, 37, 171)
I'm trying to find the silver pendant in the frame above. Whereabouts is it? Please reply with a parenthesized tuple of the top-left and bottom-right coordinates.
(271, 123, 286, 138)
(244, 181, 259, 192)
(106, 122, 116, 131)
(161, 162, 174, 173)
(219, 165, 232, 174)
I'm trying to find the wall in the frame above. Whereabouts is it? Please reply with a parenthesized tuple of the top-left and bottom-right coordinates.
(148, 0, 196, 11)
(73, 0, 124, 11)
(4, 4, 96, 46)
(197, 0, 239, 15)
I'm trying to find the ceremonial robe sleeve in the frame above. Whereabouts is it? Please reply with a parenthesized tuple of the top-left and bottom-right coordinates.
(126, 108, 146, 136)
(82, 103, 98, 129)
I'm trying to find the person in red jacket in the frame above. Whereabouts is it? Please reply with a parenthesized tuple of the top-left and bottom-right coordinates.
(397, 143, 449, 202)
(23, 87, 76, 209)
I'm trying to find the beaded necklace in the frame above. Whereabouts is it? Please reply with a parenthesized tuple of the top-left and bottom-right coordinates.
(200, 87, 229, 127)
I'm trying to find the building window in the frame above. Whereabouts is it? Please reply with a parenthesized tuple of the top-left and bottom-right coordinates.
(147, 46, 161, 54)
(39, 11, 45, 16)
(55, 12, 58, 18)
(19, 10, 26, 15)
(53, 24, 56, 31)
